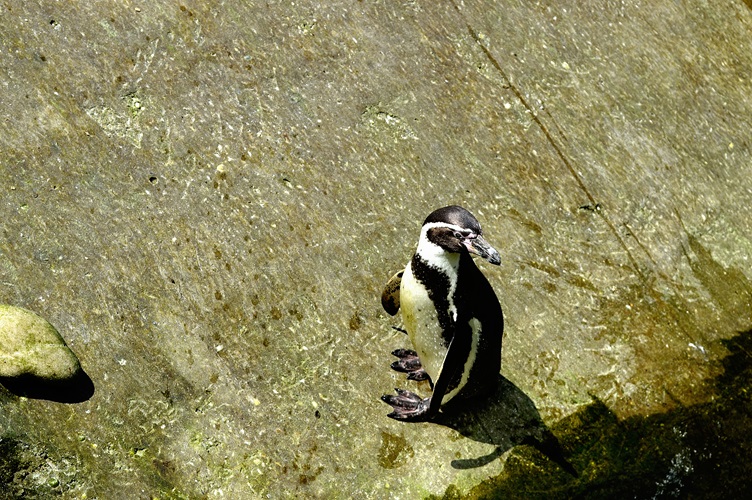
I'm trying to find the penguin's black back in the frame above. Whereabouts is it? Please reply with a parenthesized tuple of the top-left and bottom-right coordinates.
(453, 252, 503, 397)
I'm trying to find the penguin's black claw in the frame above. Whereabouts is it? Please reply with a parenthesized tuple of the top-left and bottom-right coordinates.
(406, 369, 429, 381)
(389, 349, 430, 381)
(381, 388, 432, 421)
(390, 348, 421, 370)
(391, 348, 419, 358)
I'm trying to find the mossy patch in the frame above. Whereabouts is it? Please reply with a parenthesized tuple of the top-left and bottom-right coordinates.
(378, 431, 415, 469)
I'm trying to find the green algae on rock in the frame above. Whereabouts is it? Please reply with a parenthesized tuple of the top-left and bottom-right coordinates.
(0, 305, 82, 381)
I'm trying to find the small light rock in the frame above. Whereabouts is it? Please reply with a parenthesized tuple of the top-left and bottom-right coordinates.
(0, 305, 82, 381)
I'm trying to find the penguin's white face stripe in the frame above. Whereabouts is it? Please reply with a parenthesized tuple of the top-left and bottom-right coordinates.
(415, 222, 463, 321)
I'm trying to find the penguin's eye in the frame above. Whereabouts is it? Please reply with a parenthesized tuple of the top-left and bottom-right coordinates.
(452, 230, 475, 240)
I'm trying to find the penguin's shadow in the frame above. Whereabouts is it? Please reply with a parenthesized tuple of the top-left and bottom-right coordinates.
(435, 374, 577, 475)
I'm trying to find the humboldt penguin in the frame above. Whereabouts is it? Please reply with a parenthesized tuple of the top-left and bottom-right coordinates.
(381, 205, 504, 421)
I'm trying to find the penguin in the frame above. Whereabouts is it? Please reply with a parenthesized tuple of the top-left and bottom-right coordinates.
(381, 205, 504, 422)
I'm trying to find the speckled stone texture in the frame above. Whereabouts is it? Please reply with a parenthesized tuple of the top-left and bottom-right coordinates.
(2, 0, 752, 498)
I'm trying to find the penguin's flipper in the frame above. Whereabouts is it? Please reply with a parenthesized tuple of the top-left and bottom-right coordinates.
(381, 388, 431, 421)
(389, 349, 430, 382)
(423, 332, 465, 412)
(381, 271, 403, 316)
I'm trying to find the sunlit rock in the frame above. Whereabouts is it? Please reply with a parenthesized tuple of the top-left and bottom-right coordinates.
(0, 305, 82, 381)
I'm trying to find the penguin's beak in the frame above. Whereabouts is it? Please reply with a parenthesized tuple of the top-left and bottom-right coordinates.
(464, 235, 501, 265)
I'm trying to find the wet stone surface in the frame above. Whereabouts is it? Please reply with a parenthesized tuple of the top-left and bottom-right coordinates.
(1, 0, 752, 498)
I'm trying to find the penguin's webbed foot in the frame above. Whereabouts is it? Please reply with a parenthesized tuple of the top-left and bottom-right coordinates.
(381, 388, 433, 421)
(390, 349, 430, 382)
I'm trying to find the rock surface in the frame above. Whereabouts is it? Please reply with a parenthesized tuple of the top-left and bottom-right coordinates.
(0, 304, 81, 381)
(1, 0, 752, 498)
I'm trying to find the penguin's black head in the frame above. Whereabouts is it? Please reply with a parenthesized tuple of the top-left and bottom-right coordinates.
(421, 205, 501, 265)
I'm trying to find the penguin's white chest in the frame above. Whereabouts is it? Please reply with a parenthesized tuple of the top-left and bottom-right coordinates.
(400, 261, 448, 384)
